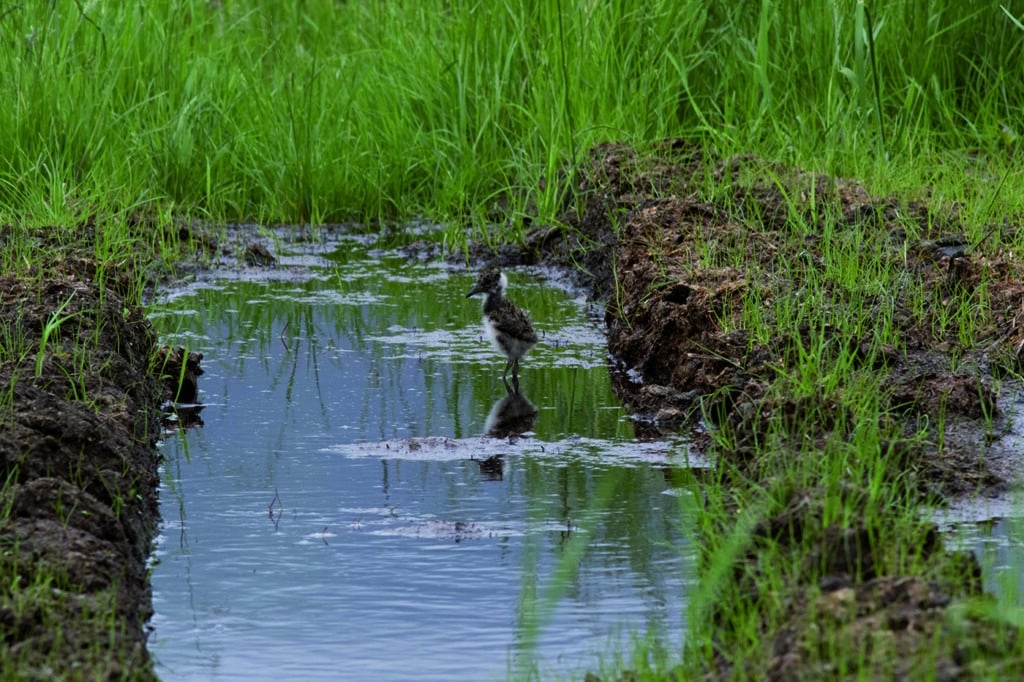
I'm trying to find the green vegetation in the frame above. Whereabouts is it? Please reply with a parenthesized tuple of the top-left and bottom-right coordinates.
(3, 0, 1024, 679)
(0, 1, 1021, 236)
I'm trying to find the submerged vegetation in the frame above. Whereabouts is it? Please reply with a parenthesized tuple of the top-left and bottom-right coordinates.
(2, 0, 1024, 679)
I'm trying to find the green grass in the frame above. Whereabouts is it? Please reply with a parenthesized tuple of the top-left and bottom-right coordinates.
(0, 1, 1021, 243)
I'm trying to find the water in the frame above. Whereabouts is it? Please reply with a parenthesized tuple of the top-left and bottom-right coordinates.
(148, 229, 697, 681)
(933, 387, 1024, 604)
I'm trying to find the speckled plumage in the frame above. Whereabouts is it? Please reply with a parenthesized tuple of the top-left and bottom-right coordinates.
(466, 266, 537, 391)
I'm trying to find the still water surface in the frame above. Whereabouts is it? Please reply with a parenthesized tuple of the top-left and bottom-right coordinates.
(148, 230, 694, 681)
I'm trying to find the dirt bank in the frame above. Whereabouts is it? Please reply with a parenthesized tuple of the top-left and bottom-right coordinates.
(508, 141, 1024, 678)
(556, 142, 1020, 490)
(0, 258, 167, 679)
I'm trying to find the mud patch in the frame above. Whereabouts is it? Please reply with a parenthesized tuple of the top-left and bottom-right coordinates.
(0, 264, 166, 677)
(324, 433, 699, 469)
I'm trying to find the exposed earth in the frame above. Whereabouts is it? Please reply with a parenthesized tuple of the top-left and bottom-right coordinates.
(4, 141, 1024, 678)
(0, 261, 167, 679)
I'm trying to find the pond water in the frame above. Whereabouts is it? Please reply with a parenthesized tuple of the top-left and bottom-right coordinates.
(147, 229, 697, 681)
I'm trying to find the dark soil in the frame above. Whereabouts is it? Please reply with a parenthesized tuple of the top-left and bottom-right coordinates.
(0, 261, 169, 679)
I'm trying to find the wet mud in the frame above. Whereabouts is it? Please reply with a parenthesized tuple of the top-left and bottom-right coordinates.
(0, 262, 169, 678)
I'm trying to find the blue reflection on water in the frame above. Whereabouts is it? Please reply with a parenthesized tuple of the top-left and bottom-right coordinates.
(149, 233, 692, 681)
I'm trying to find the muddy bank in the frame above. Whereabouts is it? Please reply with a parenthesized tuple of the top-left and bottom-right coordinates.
(492, 141, 1024, 677)
(0, 261, 167, 678)
(566, 144, 1018, 490)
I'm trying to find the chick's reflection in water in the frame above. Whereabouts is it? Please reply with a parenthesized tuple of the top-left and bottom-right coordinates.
(485, 386, 538, 438)
(473, 386, 539, 481)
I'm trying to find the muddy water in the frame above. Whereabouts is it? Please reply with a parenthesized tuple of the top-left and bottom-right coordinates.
(934, 402, 1024, 603)
(147, 232, 696, 681)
